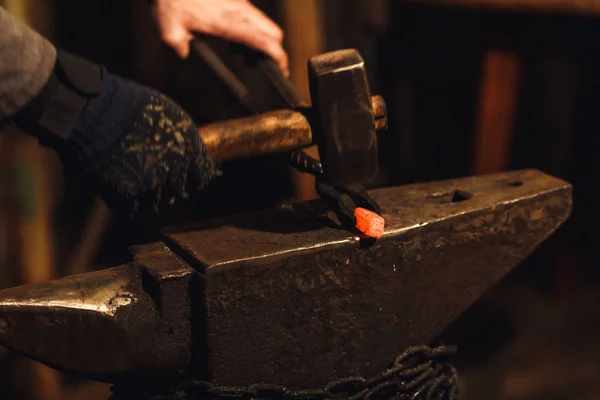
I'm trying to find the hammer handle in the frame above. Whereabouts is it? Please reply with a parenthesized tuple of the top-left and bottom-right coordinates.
(255, 57, 308, 108)
(191, 39, 259, 114)
(198, 97, 386, 162)
(198, 110, 312, 161)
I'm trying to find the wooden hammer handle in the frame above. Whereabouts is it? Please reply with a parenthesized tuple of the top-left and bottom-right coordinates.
(198, 110, 313, 161)
(198, 96, 387, 161)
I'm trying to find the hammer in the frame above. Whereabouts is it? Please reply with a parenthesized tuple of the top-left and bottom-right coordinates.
(66, 47, 388, 276)
(197, 94, 387, 163)
(193, 42, 387, 236)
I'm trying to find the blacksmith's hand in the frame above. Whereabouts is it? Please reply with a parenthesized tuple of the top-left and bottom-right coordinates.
(151, 0, 289, 76)
(13, 51, 219, 217)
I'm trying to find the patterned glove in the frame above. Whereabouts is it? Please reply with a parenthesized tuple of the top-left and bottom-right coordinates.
(14, 51, 219, 216)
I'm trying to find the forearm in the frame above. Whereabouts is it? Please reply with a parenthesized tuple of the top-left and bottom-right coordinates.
(0, 6, 57, 119)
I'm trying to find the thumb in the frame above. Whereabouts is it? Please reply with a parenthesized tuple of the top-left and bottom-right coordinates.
(160, 20, 194, 59)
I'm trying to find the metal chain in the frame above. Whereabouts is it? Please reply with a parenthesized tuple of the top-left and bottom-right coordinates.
(110, 345, 458, 400)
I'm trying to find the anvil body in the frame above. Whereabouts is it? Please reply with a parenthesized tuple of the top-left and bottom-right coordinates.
(0, 170, 572, 392)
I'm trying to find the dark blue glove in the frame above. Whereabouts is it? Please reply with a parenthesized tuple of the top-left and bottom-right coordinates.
(14, 51, 219, 216)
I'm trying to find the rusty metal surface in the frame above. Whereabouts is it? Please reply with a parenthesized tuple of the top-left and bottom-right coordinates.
(198, 110, 313, 160)
(0, 170, 572, 391)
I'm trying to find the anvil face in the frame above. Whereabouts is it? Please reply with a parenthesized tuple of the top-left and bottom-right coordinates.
(0, 170, 572, 391)
(164, 169, 571, 389)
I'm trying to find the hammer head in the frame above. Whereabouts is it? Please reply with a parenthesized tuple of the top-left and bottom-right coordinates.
(308, 49, 378, 187)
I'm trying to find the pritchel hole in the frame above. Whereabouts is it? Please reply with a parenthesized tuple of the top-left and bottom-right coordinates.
(426, 189, 472, 204)
(507, 181, 524, 187)
(451, 190, 472, 203)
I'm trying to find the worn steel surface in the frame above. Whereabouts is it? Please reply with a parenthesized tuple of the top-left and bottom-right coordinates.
(0, 170, 571, 390)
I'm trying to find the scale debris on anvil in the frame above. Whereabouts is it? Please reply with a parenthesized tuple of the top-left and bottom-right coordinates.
(0, 169, 571, 396)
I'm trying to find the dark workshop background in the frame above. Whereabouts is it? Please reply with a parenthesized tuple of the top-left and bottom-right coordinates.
(1, 0, 600, 399)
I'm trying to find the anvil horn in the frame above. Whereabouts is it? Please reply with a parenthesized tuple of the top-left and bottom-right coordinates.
(0, 170, 572, 390)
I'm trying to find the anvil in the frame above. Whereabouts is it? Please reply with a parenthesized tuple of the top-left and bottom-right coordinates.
(0, 169, 571, 395)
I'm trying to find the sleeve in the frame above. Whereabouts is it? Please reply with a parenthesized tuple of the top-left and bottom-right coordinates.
(0, 6, 57, 119)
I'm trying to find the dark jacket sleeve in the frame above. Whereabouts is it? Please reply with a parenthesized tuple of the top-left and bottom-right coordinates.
(0, 6, 57, 119)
